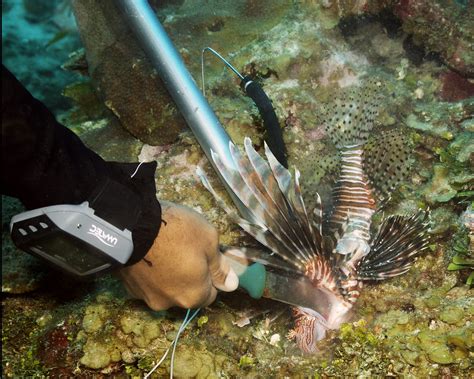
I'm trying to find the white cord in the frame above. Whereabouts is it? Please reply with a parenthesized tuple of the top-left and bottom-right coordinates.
(169, 309, 200, 378)
(144, 308, 201, 379)
(201, 47, 244, 97)
(130, 162, 145, 178)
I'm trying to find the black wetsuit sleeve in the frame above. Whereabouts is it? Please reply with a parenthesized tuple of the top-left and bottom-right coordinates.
(1, 64, 161, 266)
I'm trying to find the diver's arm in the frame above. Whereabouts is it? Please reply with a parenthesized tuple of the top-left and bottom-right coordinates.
(2, 64, 118, 208)
(1, 64, 237, 307)
(1, 63, 161, 264)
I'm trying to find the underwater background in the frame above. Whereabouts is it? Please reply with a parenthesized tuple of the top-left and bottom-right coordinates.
(2, 0, 473, 377)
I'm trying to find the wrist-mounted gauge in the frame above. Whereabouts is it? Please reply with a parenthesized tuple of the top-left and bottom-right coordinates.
(10, 177, 142, 276)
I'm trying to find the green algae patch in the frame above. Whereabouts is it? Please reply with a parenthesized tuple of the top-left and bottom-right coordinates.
(420, 132, 474, 206)
(439, 306, 465, 325)
(447, 213, 473, 285)
(427, 206, 458, 235)
(80, 340, 121, 369)
(423, 165, 457, 203)
(82, 304, 109, 334)
(238, 355, 255, 368)
(426, 345, 454, 365)
(62, 80, 108, 122)
(2, 297, 49, 377)
(77, 299, 175, 372)
(406, 114, 452, 140)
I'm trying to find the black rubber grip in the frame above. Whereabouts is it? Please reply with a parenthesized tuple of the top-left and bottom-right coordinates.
(242, 76, 288, 168)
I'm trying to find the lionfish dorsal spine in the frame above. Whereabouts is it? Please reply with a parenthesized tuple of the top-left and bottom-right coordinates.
(244, 140, 318, 263)
(200, 139, 331, 274)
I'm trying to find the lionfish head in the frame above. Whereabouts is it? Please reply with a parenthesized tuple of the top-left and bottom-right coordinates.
(290, 297, 354, 353)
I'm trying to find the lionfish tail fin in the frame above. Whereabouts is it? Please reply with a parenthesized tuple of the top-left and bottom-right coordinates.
(322, 79, 384, 148)
(363, 129, 414, 205)
(357, 210, 431, 280)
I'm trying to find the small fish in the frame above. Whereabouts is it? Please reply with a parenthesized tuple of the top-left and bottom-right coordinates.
(198, 80, 431, 353)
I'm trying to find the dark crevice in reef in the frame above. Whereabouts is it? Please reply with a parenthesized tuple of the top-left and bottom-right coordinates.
(338, 9, 444, 68)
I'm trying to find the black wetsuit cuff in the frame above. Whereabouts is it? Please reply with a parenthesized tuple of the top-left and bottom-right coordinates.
(96, 161, 162, 267)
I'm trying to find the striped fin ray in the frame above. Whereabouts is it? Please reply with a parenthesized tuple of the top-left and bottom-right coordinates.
(209, 150, 266, 225)
(211, 149, 309, 270)
(228, 144, 315, 267)
(235, 247, 308, 276)
(230, 139, 323, 267)
(311, 193, 323, 233)
(232, 141, 315, 264)
(243, 140, 322, 260)
(263, 143, 324, 259)
(357, 210, 431, 280)
(200, 138, 327, 273)
(263, 141, 326, 261)
(197, 166, 304, 272)
(197, 166, 246, 221)
(293, 169, 324, 254)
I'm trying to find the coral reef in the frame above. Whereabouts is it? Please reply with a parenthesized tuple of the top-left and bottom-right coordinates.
(71, 0, 292, 145)
(448, 206, 474, 285)
(2, 1, 473, 377)
(71, 0, 188, 144)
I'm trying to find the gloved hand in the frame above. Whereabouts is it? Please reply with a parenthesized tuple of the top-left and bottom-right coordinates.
(118, 201, 239, 310)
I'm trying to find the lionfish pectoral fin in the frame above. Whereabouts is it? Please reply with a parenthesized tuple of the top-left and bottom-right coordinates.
(322, 79, 384, 149)
(362, 129, 414, 206)
(357, 210, 431, 280)
(198, 165, 293, 268)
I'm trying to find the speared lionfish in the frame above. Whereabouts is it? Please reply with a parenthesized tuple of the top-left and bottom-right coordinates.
(198, 80, 431, 353)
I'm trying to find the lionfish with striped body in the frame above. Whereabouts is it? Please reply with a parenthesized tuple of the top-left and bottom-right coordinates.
(198, 81, 431, 353)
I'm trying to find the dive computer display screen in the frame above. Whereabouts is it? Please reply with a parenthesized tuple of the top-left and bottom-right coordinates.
(29, 234, 112, 275)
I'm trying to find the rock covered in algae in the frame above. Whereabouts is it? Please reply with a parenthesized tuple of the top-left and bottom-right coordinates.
(78, 296, 171, 370)
(355, 253, 474, 376)
(81, 304, 109, 334)
(1, 196, 47, 294)
(419, 129, 474, 205)
(423, 164, 458, 203)
(71, 0, 292, 145)
(80, 340, 122, 369)
(71, 0, 188, 144)
(171, 348, 230, 379)
(393, 0, 474, 77)
(62, 79, 109, 122)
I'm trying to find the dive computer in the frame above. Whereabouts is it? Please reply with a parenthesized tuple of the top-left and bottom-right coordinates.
(10, 202, 134, 276)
